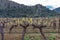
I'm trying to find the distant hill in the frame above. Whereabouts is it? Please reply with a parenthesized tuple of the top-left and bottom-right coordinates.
(0, 0, 60, 18)
(53, 7, 60, 13)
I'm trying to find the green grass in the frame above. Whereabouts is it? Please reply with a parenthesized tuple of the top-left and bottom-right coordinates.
(48, 35, 56, 40)
(24, 35, 56, 40)
(24, 35, 41, 40)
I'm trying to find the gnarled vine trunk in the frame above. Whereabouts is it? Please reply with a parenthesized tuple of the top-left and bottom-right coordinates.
(21, 28, 26, 40)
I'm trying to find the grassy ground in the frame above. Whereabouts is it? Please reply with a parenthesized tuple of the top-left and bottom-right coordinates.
(0, 27, 58, 40)
(0, 33, 58, 40)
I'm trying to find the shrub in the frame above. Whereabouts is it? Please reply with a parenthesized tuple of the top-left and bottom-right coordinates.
(48, 35, 56, 40)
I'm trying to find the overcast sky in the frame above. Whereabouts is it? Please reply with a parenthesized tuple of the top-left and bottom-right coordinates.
(11, 0, 60, 9)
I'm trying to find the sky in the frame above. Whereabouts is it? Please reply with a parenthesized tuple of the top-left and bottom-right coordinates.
(11, 0, 60, 10)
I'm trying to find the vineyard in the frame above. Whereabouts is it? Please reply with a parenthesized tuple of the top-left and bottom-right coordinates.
(0, 18, 59, 40)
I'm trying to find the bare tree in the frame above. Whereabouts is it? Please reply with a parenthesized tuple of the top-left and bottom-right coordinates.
(0, 22, 4, 40)
(31, 23, 47, 40)
(9, 24, 18, 33)
(9, 20, 29, 40)
(9, 20, 18, 33)
(0, 19, 10, 40)
(20, 21, 29, 40)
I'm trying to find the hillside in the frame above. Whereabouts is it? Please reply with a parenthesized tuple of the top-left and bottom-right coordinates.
(0, 0, 60, 17)
(53, 7, 60, 13)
